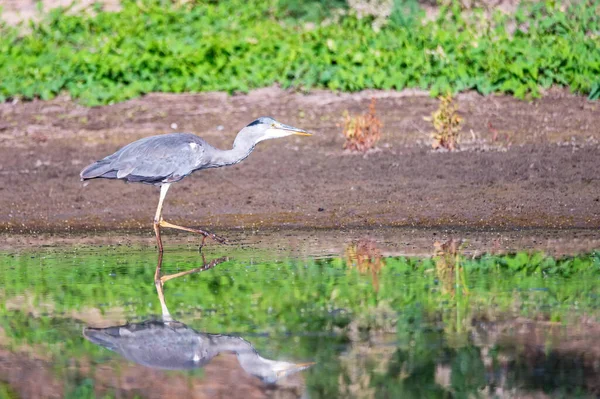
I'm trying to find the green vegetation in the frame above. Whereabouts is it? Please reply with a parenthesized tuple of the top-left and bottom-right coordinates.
(0, 249, 599, 397)
(1, 0, 599, 105)
(1, 249, 598, 331)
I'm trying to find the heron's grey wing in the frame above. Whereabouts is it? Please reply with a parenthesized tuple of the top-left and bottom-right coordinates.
(108, 134, 206, 183)
(84, 321, 216, 370)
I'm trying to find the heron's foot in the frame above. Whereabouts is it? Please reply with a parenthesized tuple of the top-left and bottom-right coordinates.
(198, 231, 228, 252)
(158, 219, 228, 247)
(202, 231, 228, 245)
(158, 256, 228, 283)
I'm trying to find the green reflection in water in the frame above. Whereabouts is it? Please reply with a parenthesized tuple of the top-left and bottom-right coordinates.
(0, 248, 598, 398)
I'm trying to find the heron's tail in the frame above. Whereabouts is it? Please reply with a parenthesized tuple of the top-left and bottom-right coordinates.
(82, 327, 120, 351)
(80, 160, 115, 180)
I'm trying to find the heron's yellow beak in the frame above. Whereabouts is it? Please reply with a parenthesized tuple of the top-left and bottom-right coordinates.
(295, 361, 317, 369)
(273, 122, 313, 136)
(275, 362, 316, 378)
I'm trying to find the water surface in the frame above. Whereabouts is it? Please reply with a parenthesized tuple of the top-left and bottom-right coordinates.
(0, 246, 599, 398)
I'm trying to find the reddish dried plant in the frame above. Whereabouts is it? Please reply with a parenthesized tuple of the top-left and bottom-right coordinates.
(344, 238, 386, 291)
(433, 238, 468, 296)
(342, 98, 382, 152)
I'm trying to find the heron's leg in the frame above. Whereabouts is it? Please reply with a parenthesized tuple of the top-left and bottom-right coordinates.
(154, 182, 226, 248)
(152, 252, 172, 321)
(153, 251, 164, 282)
(160, 255, 228, 283)
(153, 183, 171, 253)
(158, 219, 228, 247)
(155, 278, 172, 322)
(154, 252, 227, 322)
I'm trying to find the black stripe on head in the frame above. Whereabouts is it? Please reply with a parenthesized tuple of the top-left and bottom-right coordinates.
(246, 117, 274, 127)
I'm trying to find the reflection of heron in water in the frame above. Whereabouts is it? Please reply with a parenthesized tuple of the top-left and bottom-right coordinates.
(83, 253, 314, 384)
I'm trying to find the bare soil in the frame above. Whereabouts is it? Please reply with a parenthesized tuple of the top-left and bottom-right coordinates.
(0, 87, 599, 246)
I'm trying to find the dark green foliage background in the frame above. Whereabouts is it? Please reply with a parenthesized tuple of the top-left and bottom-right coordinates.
(1, 0, 599, 105)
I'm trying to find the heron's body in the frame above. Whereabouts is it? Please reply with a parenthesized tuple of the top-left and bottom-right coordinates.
(80, 117, 311, 251)
(81, 134, 212, 185)
(85, 321, 243, 370)
(81, 132, 257, 185)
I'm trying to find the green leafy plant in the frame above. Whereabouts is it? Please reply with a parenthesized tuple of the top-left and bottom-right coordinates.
(0, 0, 599, 105)
(277, 0, 347, 22)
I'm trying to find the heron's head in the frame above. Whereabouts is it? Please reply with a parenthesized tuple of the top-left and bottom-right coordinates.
(239, 354, 316, 384)
(238, 117, 312, 145)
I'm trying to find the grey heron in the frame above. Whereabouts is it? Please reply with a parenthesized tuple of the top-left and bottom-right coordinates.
(80, 117, 311, 251)
(83, 253, 315, 384)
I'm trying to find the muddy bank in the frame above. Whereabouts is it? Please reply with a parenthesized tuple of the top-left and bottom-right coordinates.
(2, 228, 600, 259)
(0, 88, 599, 239)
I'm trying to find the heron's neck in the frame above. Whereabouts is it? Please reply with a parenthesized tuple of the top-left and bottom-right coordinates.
(211, 135, 256, 167)
(212, 336, 269, 375)
(213, 335, 253, 352)
(211, 335, 304, 383)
